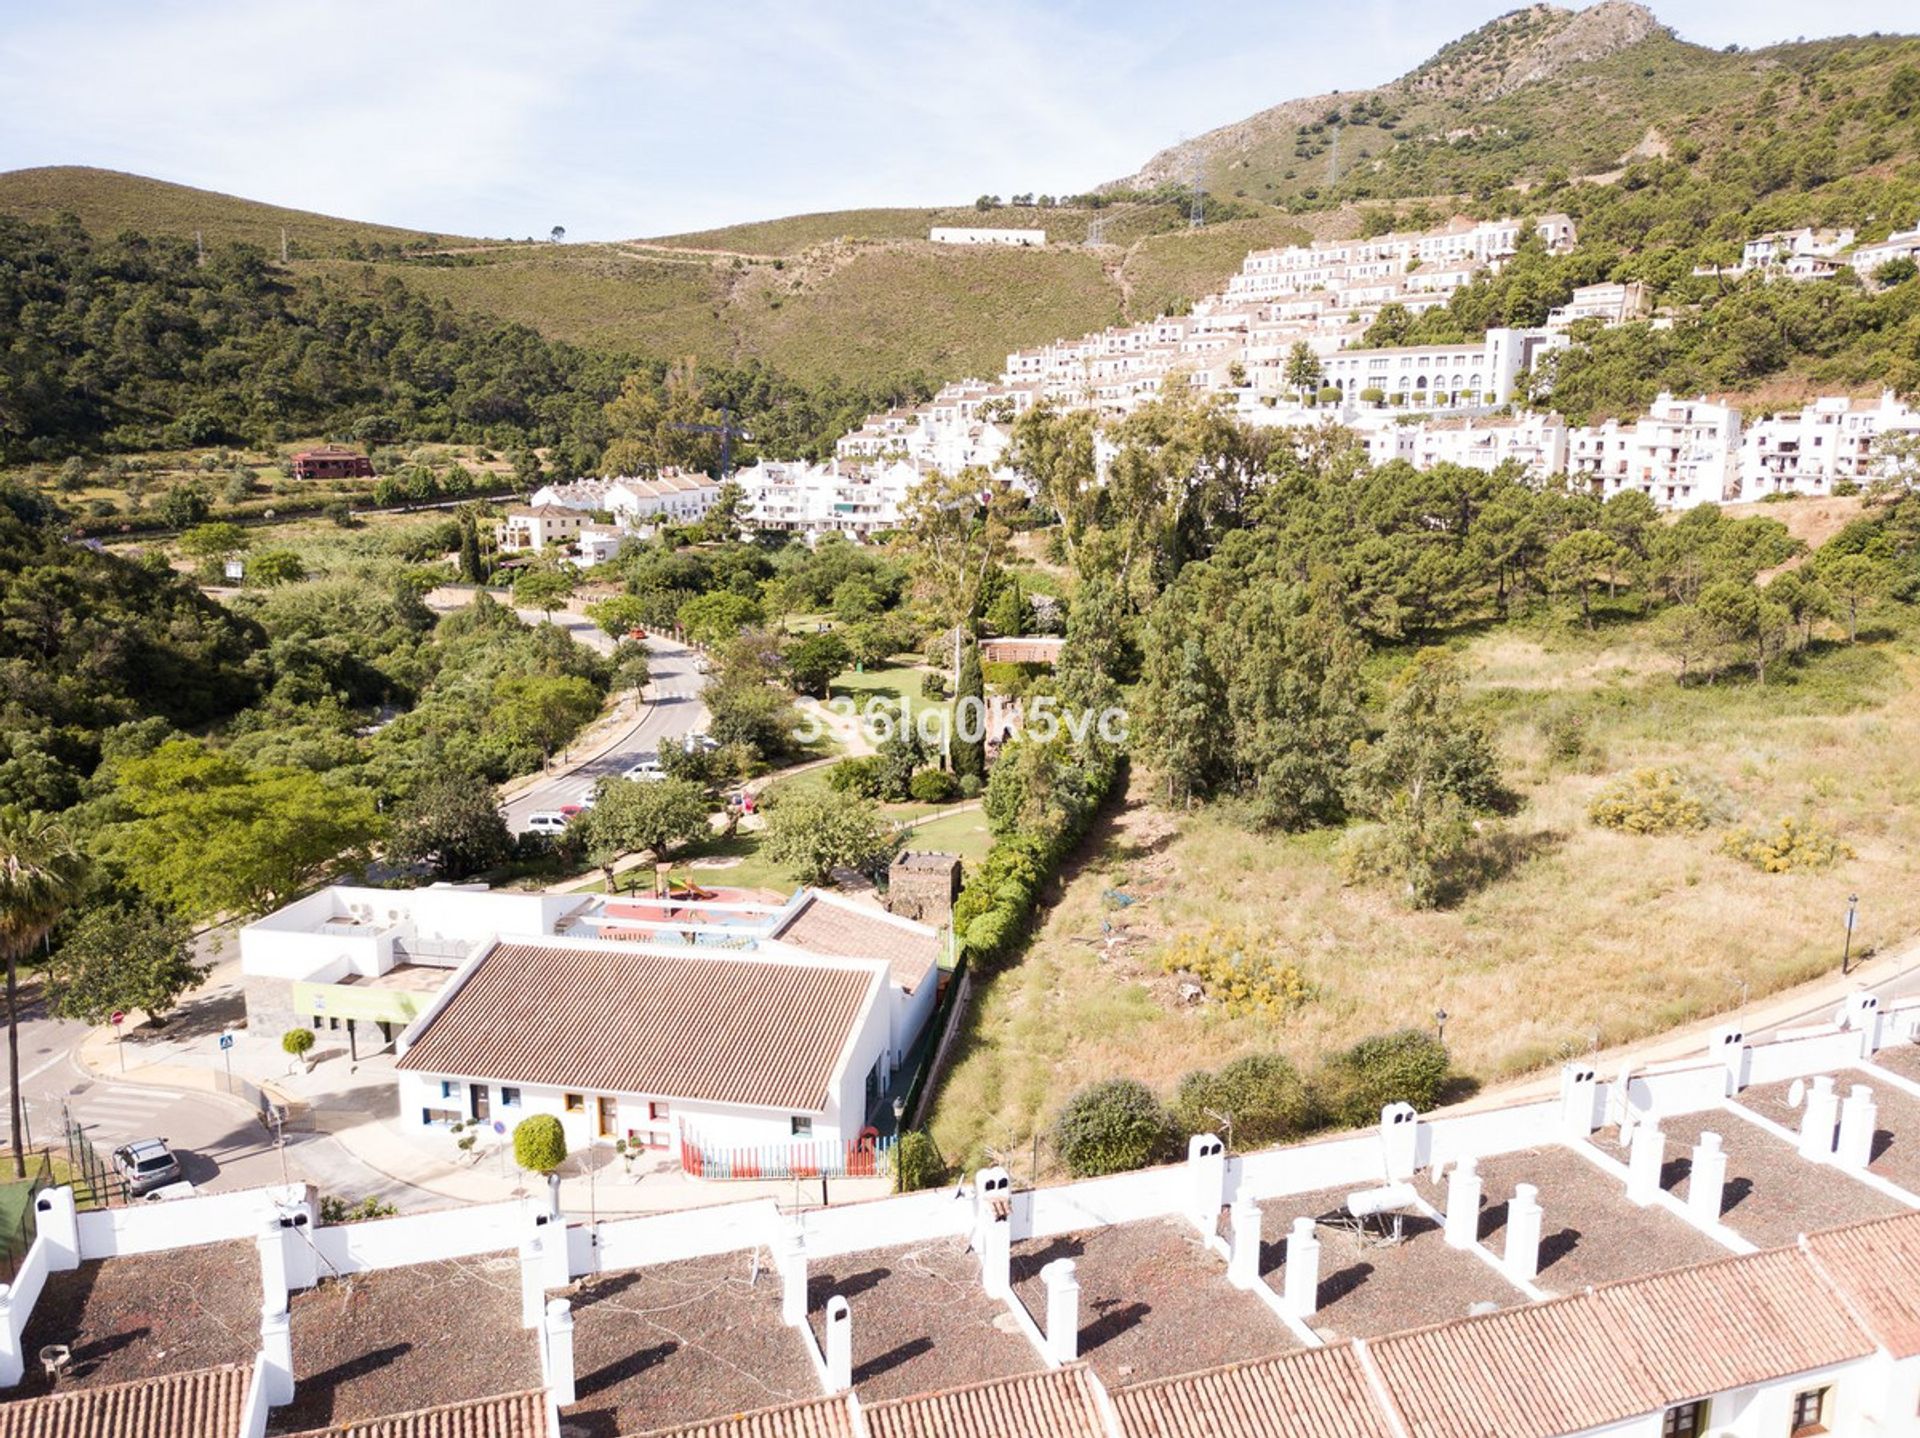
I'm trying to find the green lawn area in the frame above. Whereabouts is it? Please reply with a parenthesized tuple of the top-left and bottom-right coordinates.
(897, 807, 992, 862)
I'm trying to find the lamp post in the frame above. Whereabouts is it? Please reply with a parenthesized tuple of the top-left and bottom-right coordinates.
(1843, 893, 1859, 975)
(1434, 1009, 1449, 1046)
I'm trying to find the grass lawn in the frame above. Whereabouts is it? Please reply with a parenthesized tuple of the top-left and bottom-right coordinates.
(899, 807, 992, 863)
(927, 606, 1920, 1174)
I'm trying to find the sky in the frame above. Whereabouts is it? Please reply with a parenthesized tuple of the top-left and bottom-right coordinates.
(2, 0, 1916, 242)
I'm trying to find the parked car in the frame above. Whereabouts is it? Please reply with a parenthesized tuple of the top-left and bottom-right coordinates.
(683, 732, 720, 752)
(526, 811, 570, 834)
(112, 1139, 183, 1196)
(141, 1180, 197, 1202)
(624, 756, 667, 783)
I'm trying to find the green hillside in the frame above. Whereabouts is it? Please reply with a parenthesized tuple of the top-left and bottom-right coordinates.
(0, 166, 479, 256)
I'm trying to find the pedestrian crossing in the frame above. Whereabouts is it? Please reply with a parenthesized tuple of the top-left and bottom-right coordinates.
(67, 1085, 178, 1146)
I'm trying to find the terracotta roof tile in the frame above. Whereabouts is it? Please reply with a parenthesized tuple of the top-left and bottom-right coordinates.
(1368, 1247, 1874, 1438)
(862, 1366, 1108, 1438)
(772, 896, 941, 996)
(1803, 1211, 1920, 1358)
(1110, 1344, 1395, 1438)
(0, 1364, 250, 1438)
(284, 1389, 547, 1438)
(398, 942, 880, 1111)
(627, 1393, 857, 1438)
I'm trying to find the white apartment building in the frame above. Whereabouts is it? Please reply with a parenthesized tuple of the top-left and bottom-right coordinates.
(1849, 221, 1920, 278)
(1567, 393, 1741, 508)
(1546, 280, 1651, 331)
(530, 471, 719, 528)
(734, 458, 921, 541)
(930, 226, 1045, 247)
(1408, 411, 1571, 478)
(494, 504, 584, 554)
(1740, 227, 1856, 275)
(1316, 327, 1549, 409)
(1739, 391, 1920, 498)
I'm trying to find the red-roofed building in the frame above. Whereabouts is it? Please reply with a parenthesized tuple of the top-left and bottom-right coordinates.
(291, 446, 374, 480)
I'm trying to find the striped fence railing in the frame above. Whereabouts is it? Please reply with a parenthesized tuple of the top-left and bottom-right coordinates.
(679, 1132, 895, 1182)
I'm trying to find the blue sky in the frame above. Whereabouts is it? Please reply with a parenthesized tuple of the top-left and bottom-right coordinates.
(2, 0, 1915, 241)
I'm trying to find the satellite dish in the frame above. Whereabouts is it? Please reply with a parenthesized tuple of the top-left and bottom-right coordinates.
(1787, 1077, 1807, 1110)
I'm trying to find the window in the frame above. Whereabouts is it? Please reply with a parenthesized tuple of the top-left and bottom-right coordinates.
(1791, 1387, 1828, 1434)
(1662, 1400, 1707, 1438)
(649, 1101, 670, 1121)
(439, 1081, 457, 1100)
(500, 1088, 522, 1108)
(791, 1116, 814, 1138)
(564, 1093, 585, 1113)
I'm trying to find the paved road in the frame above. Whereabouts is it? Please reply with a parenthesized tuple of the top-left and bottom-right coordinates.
(502, 631, 710, 833)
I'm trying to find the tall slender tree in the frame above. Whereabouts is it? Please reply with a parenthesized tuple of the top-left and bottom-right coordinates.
(0, 808, 90, 1176)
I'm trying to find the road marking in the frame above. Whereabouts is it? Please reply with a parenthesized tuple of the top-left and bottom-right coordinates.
(0, 1046, 79, 1100)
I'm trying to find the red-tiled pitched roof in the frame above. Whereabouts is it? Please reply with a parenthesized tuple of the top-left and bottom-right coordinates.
(1368, 1247, 1873, 1438)
(772, 896, 941, 996)
(0, 1364, 250, 1438)
(397, 942, 879, 1111)
(1804, 1211, 1920, 1358)
(1110, 1344, 1394, 1438)
(863, 1367, 1108, 1438)
(284, 1389, 548, 1438)
(629, 1393, 857, 1438)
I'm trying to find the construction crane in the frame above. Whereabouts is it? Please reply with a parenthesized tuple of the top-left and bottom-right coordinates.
(667, 407, 749, 480)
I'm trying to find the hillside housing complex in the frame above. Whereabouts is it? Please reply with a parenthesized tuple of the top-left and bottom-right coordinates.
(11, 985, 1920, 1437)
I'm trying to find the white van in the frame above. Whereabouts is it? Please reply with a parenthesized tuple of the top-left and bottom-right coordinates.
(624, 757, 667, 783)
(526, 811, 569, 834)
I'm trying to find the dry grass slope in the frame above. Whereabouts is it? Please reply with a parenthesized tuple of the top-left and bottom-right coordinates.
(929, 608, 1920, 1173)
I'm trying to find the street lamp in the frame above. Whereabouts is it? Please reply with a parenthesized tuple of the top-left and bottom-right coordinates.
(1434, 1009, 1449, 1045)
(1843, 893, 1859, 975)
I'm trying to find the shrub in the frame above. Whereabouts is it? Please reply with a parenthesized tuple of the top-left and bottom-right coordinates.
(1156, 924, 1316, 1018)
(1052, 1078, 1173, 1177)
(320, 1193, 398, 1224)
(281, 1027, 315, 1057)
(919, 672, 948, 700)
(957, 772, 983, 800)
(893, 1130, 947, 1192)
(1171, 1053, 1313, 1150)
(1589, 768, 1711, 835)
(827, 756, 885, 798)
(513, 1113, 569, 1173)
(1314, 1029, 1450, 1129)
(908, 768, 959, 804)
(1719, 816, 1854, 873)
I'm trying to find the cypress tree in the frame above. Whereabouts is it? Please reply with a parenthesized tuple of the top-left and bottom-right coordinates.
(952, 642, 986, 783)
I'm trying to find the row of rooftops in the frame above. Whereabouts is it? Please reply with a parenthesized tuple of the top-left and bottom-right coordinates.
(17, 992, 1920, 1437)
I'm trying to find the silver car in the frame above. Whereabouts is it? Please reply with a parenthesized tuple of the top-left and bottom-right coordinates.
(112, 1138, 183, 1196)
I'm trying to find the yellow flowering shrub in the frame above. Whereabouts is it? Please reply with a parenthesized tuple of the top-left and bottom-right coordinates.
(1588, 768, 1710, 835)
(1156, 924, 1316, 1018)
(1719, 816, 1854, 874)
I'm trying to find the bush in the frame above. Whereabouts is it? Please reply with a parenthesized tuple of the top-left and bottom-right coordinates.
(1052, 1078, 1174, 1178)
(320, 1193, 398, 1224)
(958, 772, 983, 799)
(919, 672, 948, 700)
(1314, 1029, 1449, 1129)
(1588, 768, 1711, 835)
(281, 1027, 315, 1057)
(908, 768, 959, 804)
(1719, 816, 1854, 873)
(1171, 1053, 1313, 1150)
(513, 1113, 569, 1173)
(828, 756, 885, 798)
(1156, 924, 1316, 1018)
(893, 1130, 947, 1192)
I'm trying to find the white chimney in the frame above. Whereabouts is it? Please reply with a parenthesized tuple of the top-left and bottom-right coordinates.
(1798, 1076, 1840, 1162)
(1228, 1194, 1262, 1289)
(780, 1227, 809, 1328)
(542, 1298, 576, 1407)
(1846, 993, 1882, 1057)
(1626, 1123, 1666, 1207)
(979, 1205, 1012, 1301)
(1504, 1184, 1542, 1283)
(1282, 1216, 1320, 1318)
(1836, 1085, 1878, 1171)
(259, 1308, 295, 1407)
(33, 1189, 78, 1272)
(519, 1226, 552, 1330)
(1187, 1134, 1227, 1233)
(1380, 1103, 1419, 1180)
(1559, 1064, 1599, 1137)
(1041, 1259, 1080, 1363)
(1687, 1132, 1728, 1224)
(824, 1295, 852, 1392)
(1444, 1159, 1483, 1249)
(1708, 1024, 1747, 1094)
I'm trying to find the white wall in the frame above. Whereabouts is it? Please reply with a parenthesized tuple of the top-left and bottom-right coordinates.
(1747, 1031, 1863, 1087)
(590, 1199, 780, 1274)
(0, 1236, 50, 1386)
(309, 1198, 542, 1275)
(76, 1185, 306, 1259)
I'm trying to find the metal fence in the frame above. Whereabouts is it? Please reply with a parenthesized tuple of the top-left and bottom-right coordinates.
(60, 1105, 128, 1210)
(678, 1132, 895, 1182)
(0, 1151, 51, 1284)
